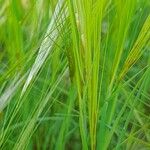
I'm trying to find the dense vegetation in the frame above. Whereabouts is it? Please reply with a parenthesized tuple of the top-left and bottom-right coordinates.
(0, 0, 150, 149)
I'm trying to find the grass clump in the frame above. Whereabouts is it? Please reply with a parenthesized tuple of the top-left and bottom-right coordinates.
(0, 0, 150, 149)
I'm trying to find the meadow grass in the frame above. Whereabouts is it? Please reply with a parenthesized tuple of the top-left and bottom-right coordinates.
(0, 0, 150, 149)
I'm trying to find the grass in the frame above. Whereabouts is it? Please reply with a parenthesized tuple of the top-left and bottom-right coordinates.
(0, 0, 150, 149)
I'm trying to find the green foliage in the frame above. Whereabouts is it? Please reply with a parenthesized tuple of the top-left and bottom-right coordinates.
(0, 0, 150, 149)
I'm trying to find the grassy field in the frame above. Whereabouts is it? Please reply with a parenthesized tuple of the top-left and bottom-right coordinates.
(0, 0, 150, 149)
